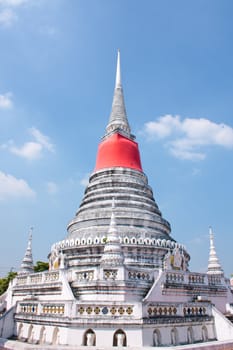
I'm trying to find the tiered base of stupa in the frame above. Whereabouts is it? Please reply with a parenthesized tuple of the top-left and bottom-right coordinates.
(2, 260, 233, 347)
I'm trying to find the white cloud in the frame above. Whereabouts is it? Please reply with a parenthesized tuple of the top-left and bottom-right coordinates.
(10, 141, 42, 159)
(0, 8, 16, 27)
(4, 127, 54, 160)
(144, 114, 181, 139)
(29, 127, 54, 153)
(0, 0, 28, 6)
(0, 92, 13, 108)
(169, 138, 206, 160)
(0, 0, 32, 27)
(144, 115, 233, 160)
(47, 181, 58, 195)
(0, 171, 35, 200)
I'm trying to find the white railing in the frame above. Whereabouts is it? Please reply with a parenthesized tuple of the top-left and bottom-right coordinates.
(19, 302, 65, 316)
(165, 272, 210, 286)
(147, 302, 211, 318)
(16, 271, 60, 286)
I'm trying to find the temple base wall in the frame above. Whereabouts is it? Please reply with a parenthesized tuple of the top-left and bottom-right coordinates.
(14, 319, 218, 347)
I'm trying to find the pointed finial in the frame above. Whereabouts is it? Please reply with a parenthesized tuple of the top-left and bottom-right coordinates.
(115, 49, 121, 88)
(209, 225, 213, 235)
(28, 227, 33, 248)
(105, 50, 133, 139)
(209, 226, 215, 247)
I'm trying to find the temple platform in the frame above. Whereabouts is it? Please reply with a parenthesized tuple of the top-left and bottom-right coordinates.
(1, 338, 233, 350)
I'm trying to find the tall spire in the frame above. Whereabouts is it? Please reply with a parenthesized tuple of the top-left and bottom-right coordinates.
(95, 51, 142, 172)
(19, 228, 34, 275)
(207, 227, 223, 275)
(105, 50, 132, 139)
(100, 198, 124, 266)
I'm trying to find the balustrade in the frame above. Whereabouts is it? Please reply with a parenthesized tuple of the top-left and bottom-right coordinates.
(77, 270, 94, 281)
(208, 275, 222, 285)
(147, 303, 210, 318)
(165, 272, 207, 285)
(77, 305, 133, 316)
(183, 306, 206, 316)
(30, 274, 42, 284)
(128, 271, 151, 281)
(19, 302, 65, 316)
(19, 303, 38, 314)
(147, 305, 177, 317)
(42, 304, 65, 315)
(44, 271, 60, 282)
(104, 270, 117, 280)
(188, 274, 205, 284)
(16, 271, 60, 286)
(166, 272, 184, 283)
(16, 276, 28, 285)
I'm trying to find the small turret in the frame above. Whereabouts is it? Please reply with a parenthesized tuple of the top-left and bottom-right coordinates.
(207, 227, 223, 276)
(100, 198, 124, 266)
(18, 228, 34, 275)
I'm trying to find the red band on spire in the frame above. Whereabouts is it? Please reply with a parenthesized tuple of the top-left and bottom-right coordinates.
(95, 133, 143, 172)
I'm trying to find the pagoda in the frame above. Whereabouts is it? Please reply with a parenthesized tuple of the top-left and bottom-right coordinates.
(61, 50, 188, 289)
(18, 228, 34, 275)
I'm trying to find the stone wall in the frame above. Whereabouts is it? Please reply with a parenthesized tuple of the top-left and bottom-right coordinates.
(212, 306, 233, 340)
(0, 306, 15, 338)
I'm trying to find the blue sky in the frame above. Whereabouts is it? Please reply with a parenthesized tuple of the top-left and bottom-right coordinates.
(0, 0, 233, 277)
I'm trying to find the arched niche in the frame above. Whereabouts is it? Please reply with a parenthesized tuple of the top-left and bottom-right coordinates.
(17, 323, 23, 340)
(187, 326, 193, 344)
(52, 327, 60, 346)
(39, 326, 46, 344)
(171, 327, 178, 346)
(202, 326, 208, 342)
(113, 329, 127, 347)
(153, 329, 161, 346)
(27, 324, 34, 343)
(83, 329, 96, 346)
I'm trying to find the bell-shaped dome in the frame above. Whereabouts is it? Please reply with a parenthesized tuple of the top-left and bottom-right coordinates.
(95, 133, 142, 172)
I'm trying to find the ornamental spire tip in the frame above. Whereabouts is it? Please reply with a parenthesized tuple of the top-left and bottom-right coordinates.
(105, 50, 132, 138)
(115, 49, 121, 88)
